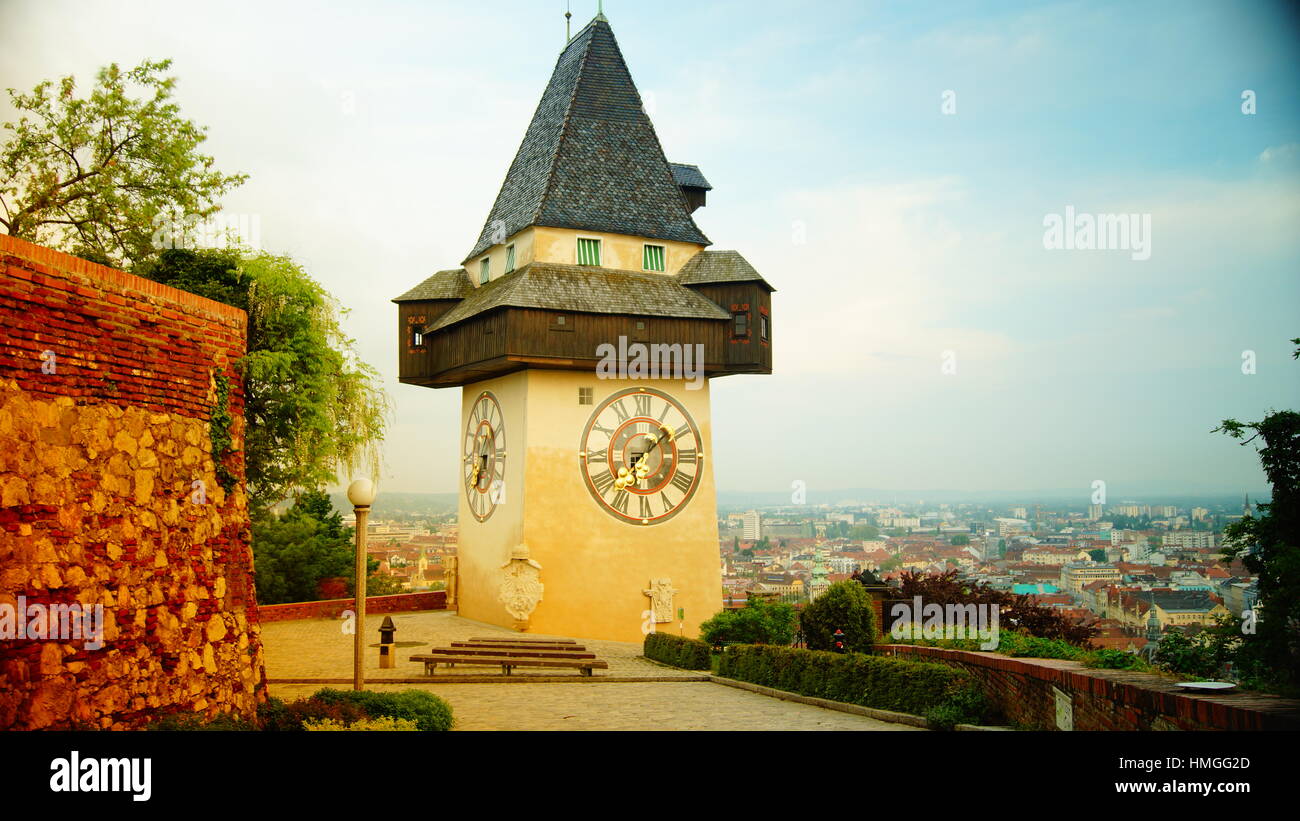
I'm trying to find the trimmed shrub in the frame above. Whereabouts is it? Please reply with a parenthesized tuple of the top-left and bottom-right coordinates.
(717, 644, 982, 723)
(146, 712, 259, 731)
(800, 580, 875, 652)
(644, 632, 712, 670)
(700, 599, 797, 647)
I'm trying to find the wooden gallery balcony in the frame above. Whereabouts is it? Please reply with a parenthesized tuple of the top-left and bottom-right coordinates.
(393, 254, 774, 389)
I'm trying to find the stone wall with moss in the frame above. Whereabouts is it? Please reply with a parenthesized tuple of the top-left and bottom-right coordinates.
(0, 234, 264, 729)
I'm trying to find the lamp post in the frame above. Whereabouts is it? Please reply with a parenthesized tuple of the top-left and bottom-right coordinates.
(347, 478, 376, 691)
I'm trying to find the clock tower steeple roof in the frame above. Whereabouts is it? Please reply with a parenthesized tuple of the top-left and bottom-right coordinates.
(464, 15, 710, 262)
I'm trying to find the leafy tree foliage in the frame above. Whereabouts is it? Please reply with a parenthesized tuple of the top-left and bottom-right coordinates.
(892, 569, 1098, 645)
(800, 580, 875, 652)
(1214, 337, 1300, 691)
(252, 490, 355, 605)
(1, 60, 245, 269)
(700, 598, 797, 646)
(143, 248, 389, 510)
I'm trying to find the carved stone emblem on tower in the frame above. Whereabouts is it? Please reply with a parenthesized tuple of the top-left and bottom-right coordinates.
(499, 545, 544, 629)
(643, 577, 678, 623)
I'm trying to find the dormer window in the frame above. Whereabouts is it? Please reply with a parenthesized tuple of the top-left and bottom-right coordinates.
(504, 244, 516, 273)
(480, 257, 490, 284)
(576, 237, 601, 266)
(643, 243, 665, 272)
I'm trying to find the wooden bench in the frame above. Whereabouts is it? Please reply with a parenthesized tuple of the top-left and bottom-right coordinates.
(423, 646, 596, 660)
(410, 654, 609, 677)
(450, 640, 587, 652)
(467, 636, 578, 645)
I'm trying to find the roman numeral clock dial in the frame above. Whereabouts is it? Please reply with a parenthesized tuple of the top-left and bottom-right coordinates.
(579, 387, 703, 525)
(463, 391, 506, 522)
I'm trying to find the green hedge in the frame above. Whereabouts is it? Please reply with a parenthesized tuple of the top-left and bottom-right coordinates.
(260, 688, 454, 731)
(717, 644, 987, 726)
(643, 632, 712, 670)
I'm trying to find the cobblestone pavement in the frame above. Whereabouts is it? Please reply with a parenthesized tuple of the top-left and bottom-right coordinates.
(261, 610, 924, 730)
(267, 680, 923, 731)
(261, 609, 703, 681)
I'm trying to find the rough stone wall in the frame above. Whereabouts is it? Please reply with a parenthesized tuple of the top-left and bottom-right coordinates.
(0, 234, 265, 729)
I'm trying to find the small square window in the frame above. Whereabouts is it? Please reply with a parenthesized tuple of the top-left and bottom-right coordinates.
(576, 238, 601, 266)
(733, 311, 749, 338)
(556, 315, 566, 326)
(504, 244, 516, 273)
(479, 257, 490, 284)
(578, 387, 593, 405)
(636, 320, 646, 330)
(643, 244, 665, 272)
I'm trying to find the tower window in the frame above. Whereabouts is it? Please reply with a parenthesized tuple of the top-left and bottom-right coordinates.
(576, 237, 601, 266)
(643, 244, 665, 272)
(578, 387, 593, 405)
(760, 314, 769, 341)
(479, 257, 490, 284)
(504, 244, 516, 273)
(411, 326, 425, 348)
(732, 311, 749, 338)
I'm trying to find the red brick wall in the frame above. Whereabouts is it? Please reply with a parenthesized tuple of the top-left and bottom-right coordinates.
(879, 644, 1300, 731)
(0, 234, 264, 729)
(258, 591, 447, 622)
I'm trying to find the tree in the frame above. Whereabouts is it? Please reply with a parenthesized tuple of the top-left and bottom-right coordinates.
(950, 534, 970, 546)
(1215, 337, 1300, 692)
(800, 580, 875, 652)
(251, 490, 355, 605)
(700, 599, 797, 647)
(1, 60, 245, 269)
(142, 248, 389, 510)
(850, 524, 880, 540)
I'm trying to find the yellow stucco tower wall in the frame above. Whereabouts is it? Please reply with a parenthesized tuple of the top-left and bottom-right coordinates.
(456, 369, 722, 643)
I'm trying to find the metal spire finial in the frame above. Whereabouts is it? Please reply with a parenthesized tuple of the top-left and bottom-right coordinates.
(565, 1, 572, 41)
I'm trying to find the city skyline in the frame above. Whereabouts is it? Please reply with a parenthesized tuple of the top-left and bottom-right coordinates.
(3, 0, 1297, 497)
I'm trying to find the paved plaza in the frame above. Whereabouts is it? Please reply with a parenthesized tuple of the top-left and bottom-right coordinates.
(261, 610, 923, 731)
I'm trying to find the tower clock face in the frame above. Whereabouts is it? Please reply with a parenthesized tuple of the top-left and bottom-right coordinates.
(579, 387, 704, 526)
(463, 391, 506, 522)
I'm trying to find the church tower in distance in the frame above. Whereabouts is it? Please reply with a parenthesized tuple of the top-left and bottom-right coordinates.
(393, 12, 774, 642)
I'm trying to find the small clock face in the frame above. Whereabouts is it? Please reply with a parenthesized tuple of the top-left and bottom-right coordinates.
(579, 387, 704, 526)
(463, 391, 506, 522)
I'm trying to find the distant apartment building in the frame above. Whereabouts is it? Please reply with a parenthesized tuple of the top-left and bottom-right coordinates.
(1059, 563, 1122, 596)
(1153, 505, 1178, 519)
(1112, 504, 1148, 518)
(1191, 507, 1210, 522)
(1088, 503, 1103, 521)
(743, 511, 763, 541)
(1021, 547, 1083, 566)
(1011, 507, 1028, 520)
(994, 517, 1029, 537)
(881, 516, 920, 529)
(1162, 531, 1217, 551)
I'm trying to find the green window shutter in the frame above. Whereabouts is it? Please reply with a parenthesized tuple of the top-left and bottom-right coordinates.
(577, 238, 600, 266)
(480, 258, 490, 284)
(643, 244, 664, 272)
(504, 245, 516, 273)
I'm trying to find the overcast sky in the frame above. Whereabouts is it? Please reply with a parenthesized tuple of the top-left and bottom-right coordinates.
(3, 0, 1298, 500)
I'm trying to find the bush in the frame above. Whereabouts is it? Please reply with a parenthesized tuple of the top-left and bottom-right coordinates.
(146, 712, 259, 731)
(923, 685, 990, 730)
(303, 716, 419, 731)
(643, 632, 712, 670)
(717, 644, 980, 722)
(800, 581, 875, 652)
(699, 599, 797, 647)
(1084, 648, 1146, 670)
(311, 689, 454, 731)
(259, 689, 453, 731)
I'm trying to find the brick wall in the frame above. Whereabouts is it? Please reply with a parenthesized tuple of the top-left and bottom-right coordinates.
(0, 234, 265, 729)
(879, 644, 1300, 731)
(258, 591, 447, 622)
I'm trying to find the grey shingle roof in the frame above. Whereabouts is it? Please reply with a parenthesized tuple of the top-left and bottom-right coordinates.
(676, 250, 776, 291)
(392, 268, 472, 302)
(670, 163, 712, 190)
(428, 262, 731, 332)
(464, 17, 710, 261)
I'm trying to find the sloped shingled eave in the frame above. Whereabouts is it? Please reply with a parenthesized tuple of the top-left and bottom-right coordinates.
(676, 250, 776, 292)
(392, 268, 472, 302)
(427, 262, 731, 333)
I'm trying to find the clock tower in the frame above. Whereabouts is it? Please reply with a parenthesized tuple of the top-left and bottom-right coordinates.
(393, 13, 774, 642)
